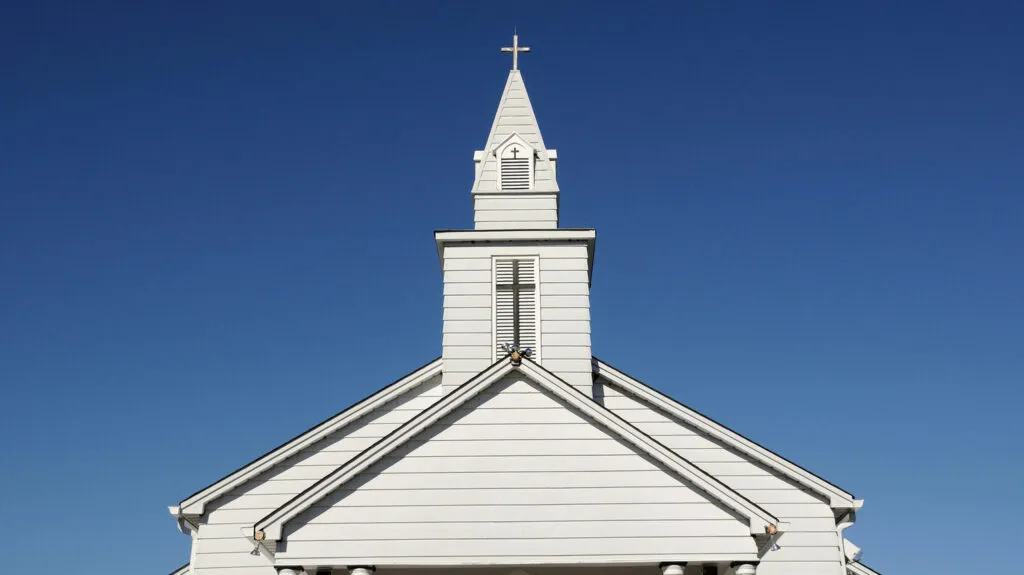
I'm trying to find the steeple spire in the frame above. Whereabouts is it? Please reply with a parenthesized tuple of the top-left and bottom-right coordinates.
(472, 38, 558, 206)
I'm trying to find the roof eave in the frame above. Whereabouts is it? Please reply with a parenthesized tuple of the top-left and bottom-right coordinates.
(174, 357, 443, 516)
(592, 357, 858, 509)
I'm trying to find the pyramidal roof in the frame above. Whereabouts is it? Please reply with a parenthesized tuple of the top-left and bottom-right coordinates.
(473, 70, 558, 193)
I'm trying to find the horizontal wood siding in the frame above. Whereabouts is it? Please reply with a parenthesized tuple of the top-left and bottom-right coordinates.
(280, 374, 756, 565)
(474, 194, 557, 230)
(191, 376, 442, 573)
(599, 379, 844, 574)
(442, 244, 591, 393)
(538, 246, 591, 392)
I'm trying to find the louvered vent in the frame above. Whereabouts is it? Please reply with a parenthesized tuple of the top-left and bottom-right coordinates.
(494, 258, 538, 359)
(500, 157, 531, 190)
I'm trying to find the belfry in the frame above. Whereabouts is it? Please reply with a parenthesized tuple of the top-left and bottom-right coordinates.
(167, 35, 881, 575)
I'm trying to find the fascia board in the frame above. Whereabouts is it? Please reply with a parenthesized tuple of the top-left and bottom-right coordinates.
(847, 562, 882, 575)
(257, 357, 777, 541)
(174, 357, 442, 516)
(592, 358, 857, 508)
(435, 229, 596, 284)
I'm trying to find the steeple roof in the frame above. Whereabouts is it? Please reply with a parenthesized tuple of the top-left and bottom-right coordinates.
(473, 70, 558, 193)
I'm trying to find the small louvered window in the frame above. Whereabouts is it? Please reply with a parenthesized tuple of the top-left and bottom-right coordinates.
(494, 257, 539, 359)
(500, 144, 532, 190)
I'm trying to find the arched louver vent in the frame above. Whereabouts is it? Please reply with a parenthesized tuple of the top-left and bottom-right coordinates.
(494, 257, 539, 359)
(500, 145, 532, 190)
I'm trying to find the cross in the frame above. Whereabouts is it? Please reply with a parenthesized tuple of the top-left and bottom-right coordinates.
(496, 260, 535, 346)
(510, 146, 519, 158)
(500, 32, 530, 71)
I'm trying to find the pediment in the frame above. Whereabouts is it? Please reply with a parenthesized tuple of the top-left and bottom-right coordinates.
(257, 359, 775, 565)
(491, 132, 535, 159)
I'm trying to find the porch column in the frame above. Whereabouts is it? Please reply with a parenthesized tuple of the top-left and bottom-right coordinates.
(277, 569, 303, 575)
(731, 563, 757, 575)
(349, 566, 376, 575)
(660, 563, 686, 575)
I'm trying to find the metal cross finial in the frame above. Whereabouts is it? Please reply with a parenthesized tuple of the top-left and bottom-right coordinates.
(500, 32, 530, 70)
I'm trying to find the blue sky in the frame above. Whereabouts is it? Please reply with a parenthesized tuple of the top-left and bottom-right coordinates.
(1, 2, 1022, 573)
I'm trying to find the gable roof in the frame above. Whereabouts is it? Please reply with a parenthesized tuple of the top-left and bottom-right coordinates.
(170, 357, 442, 517)
(592, 357, 860, 509)
(255, 356, 780, 541)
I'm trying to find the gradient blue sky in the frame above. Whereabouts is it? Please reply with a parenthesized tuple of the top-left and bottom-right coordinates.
(1, 2, 1022, 574)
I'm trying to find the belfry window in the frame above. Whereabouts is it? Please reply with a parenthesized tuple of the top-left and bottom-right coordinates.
(494, 257, 539, 359)
(498, 135, 534, 190)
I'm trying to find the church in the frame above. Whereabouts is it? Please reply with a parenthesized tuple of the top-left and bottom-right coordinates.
(167, 36, 882, 575)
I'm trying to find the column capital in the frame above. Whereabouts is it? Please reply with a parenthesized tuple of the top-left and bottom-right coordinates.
(348, 566, 377, 575)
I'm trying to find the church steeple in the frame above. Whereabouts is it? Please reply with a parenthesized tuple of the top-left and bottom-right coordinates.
(471, 38, 559, 229)
(438, 36, 594, 394)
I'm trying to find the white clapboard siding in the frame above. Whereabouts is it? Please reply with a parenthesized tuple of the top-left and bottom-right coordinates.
(474, 195, 557, 213)
(475, 209, 558, 223)
(302, 503, 738, 524)
(192, 377, 441, 572)
(600, 379, 844, 571)
(282, 374, 756, 565)
(442, 243, 591, 392)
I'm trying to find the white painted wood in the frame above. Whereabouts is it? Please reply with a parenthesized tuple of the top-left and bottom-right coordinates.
(176, 361, 442, 516)
(475, 209, 557, 222)
(476, 221, 556, 230)
(277, 537, 755, 562)
(540, 257, 591, 271)
(188, 376, 441, 573)
(275, 372, 762, 564)
(542, 332, 591, 346)
(596, 360, 856, 506)
(472, 70, 559, 197)
(474, 195, 557, 212)
(442, 242, 591, 391)
(442, 244, 587, 259)
(540, 269, 590, 283)
(599, 377, 846, 572)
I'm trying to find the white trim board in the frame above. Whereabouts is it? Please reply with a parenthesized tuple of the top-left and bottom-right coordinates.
(171, 357, 442, 516)
(847, 561, 882, 575)
(255, 357, 780, 541)
(592, 357, 859, 509)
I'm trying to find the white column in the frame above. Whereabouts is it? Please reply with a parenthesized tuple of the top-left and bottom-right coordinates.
(278, 569, 302, 575)
(732, 563, 757, 575)
(349, 566, 376, 575)
(661, 563, 686, 575)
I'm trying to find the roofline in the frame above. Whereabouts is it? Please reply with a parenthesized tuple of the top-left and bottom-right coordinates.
(169, 562, 189, 575)
(847, 561, 882, 575)
(592, 357, 858, 508)
(434, 229, 596, 284)
(173, 356, 443, 516)
(255, 356, 778, 541)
